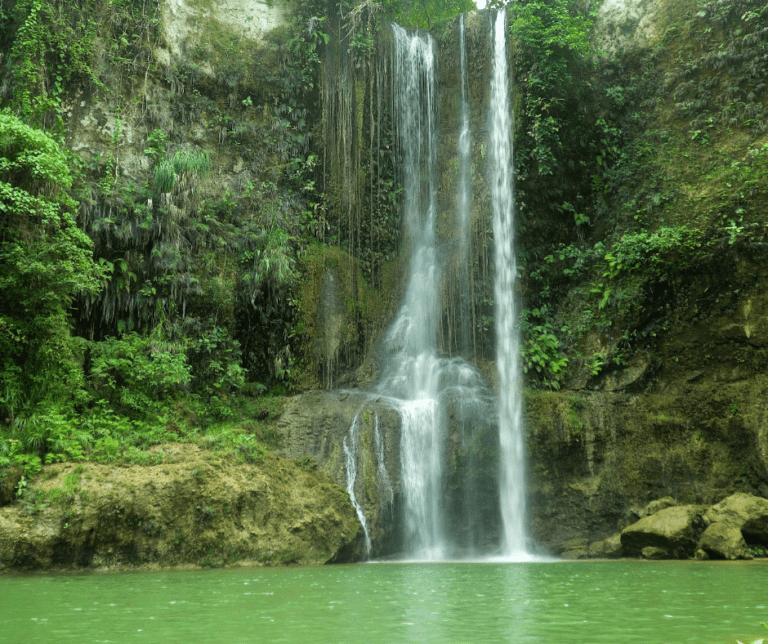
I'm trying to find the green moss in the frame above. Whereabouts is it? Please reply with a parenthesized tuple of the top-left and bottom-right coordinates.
(294, 243, 397, 388)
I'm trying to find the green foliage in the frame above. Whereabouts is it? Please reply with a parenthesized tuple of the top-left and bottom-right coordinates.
(521, 312, 569, 389)
(2, 0, 161, 125)
(0, 438, 42, 479)
(0, 113, 106, 421)
(510, 0, 598, 239)
(672, 0, 768, 136)
(6, 0, 100, 125)
(382, 0, 474, 30)
(143, 129, 168, 165)
(90, 328, 192, 415)
(153, 149, 211, 194)
(601, 227, 703, 280)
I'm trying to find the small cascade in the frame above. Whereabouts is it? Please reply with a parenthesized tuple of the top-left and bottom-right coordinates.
(343, 411, 372, 556)
(457, 13, 473, 356)
(490, 8, 528, 558)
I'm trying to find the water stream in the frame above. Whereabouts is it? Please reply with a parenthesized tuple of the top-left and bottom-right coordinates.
(343, 410, 372, 556)
(457, 13, 473, 356)
(490, 8, 528, 558)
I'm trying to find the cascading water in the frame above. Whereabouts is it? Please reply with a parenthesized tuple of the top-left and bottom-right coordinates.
(490, 8, 528, 558)
(339, 14, 526, 561)
(378, 24, 444, 561)
(343, 411, 372, 556)
(377, 23, 496, 561)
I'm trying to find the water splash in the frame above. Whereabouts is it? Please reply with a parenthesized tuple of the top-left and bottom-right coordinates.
(490, 8, 528, 558)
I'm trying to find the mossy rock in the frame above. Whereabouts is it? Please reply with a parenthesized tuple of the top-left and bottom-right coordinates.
(0, 466, 23, 507)
(621, 505, 706, 558)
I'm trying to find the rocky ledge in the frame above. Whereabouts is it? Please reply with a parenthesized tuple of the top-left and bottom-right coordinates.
(0, 444, 363, 572)
(561, 493, 768, 560)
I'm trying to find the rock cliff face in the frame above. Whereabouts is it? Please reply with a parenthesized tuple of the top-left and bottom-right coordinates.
(2, 0, 767, 566)
(0, 444, 362, 571)
(276, 392, 403, 556)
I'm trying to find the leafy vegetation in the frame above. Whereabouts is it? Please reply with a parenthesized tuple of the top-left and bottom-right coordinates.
(0, 113, 106, 423)
(505, 0, 768, 388)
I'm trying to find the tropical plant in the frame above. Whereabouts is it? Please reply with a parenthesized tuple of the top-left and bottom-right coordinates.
(0, 112, 106, 421)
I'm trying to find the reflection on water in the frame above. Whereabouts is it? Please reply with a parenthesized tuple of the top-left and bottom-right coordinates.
(1, 562, 766, 644)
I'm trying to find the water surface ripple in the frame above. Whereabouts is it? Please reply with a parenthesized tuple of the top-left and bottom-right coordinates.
(2, 561, 766, 644)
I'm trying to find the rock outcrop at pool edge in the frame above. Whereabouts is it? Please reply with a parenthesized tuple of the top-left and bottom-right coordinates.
(620, 505, 706, 559)
(698, 522, 749, 560)
(0, 444, 363, 571)
(574, 493, 768, 560)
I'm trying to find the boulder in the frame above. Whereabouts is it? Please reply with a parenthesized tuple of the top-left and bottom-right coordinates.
(561, 545, 590, 559)
(641, 546, 670, 559)
(619, 497, 678, 531)
(698, 522, 751, 560)
(643, 497, 677, 516)
(621, 505, 705, 558)
(589, 533, 624, 558)
(0, 445, 363, 571)
(704, 493, 768, 545)
(558, 538, 590, 559)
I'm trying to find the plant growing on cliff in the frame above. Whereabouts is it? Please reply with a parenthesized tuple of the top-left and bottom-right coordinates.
(0, 112, 106, 423)
(153, 149, 211, 194)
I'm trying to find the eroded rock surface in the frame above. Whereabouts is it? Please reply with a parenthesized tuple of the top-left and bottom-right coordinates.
(276, 391, 402, 555)
(704, 493, 768, 543)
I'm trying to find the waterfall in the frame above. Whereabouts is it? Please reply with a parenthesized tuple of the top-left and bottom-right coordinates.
(343, 411, 372, 556)
(377, 23, 496, 560)
(379, 24, 444, 560)
(490, 8, 528, 558)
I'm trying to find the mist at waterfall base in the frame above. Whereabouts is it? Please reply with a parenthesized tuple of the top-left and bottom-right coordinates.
(341, 11, 532, 563)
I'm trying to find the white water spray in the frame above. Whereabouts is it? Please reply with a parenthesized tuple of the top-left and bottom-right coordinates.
(490, 8, 528, 558)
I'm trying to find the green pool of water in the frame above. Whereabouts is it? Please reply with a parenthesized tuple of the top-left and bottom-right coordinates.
(2, 561, 766, 644)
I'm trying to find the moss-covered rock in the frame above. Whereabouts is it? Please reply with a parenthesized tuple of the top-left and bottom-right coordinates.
(588, 533, 624, 559)
(276, 391, 402, 556)
(525, 374, 768, 555)
(0, 444, 362, 572)
(698, 522, 750, 560)
(621, 505, 705, 558)
(704, 492, 768, 546)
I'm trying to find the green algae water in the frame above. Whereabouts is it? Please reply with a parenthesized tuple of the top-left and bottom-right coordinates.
(2, 561, 766, 644)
